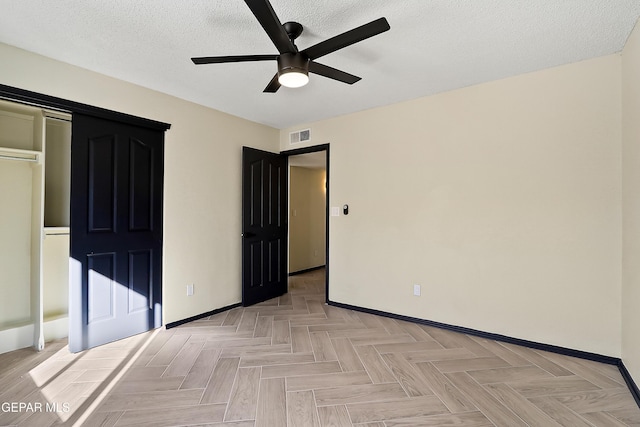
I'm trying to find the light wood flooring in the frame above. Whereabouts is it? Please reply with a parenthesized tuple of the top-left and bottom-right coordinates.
(1, 268, 640, 426)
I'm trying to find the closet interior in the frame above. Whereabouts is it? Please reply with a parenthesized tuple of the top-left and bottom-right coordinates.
(0, 99, 71, 354)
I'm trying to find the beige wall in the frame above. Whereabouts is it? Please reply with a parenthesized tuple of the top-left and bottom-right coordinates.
(289, 166, 326, 272)
(281, 54, 623, 357)
(0, 42, 280, 324)
(622, 20, 640, 388)
(44, 118, 71, 227)
(42, 231, 69, 319)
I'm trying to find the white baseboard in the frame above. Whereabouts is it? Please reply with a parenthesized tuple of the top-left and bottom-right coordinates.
(0, 317, 69, 355)
(0, 324, 35, 354)
(44, 316, 68, 341)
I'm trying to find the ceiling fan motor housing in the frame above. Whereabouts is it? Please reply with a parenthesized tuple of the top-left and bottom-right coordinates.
(277, 52, 310, 87)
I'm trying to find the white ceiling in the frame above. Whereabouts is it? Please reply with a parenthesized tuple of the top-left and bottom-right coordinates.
(2, 1, 639, 129)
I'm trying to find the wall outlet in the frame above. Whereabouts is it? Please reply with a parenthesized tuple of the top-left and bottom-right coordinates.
(413, 284, 421, 296)
(187, 284, 194, 296)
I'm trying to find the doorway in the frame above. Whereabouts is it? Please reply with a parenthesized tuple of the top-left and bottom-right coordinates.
(240, 144, 330, 306)
(288, 151, 326, 275)
(283, 144, 330, 302)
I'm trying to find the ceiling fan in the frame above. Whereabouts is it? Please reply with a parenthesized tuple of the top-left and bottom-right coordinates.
(191, 0, 390, 93)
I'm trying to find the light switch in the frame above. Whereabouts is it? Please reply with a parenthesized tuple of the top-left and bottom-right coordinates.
(331, 207, 340, 217)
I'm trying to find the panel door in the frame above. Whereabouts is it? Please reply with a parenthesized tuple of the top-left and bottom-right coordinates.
(242, 147, 287, 306)
(69, 113, 164, 352)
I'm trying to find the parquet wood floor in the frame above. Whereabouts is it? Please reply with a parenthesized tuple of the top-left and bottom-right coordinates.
(1, 268, 639, 426)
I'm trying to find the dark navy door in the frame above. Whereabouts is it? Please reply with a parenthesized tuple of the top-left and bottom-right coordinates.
(242, 147, 287, 306)
(69, 113, 164, 352)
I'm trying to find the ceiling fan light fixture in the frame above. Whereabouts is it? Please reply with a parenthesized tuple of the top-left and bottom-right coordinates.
(278, 70, 309, 88)
(277, 52, 310, 88)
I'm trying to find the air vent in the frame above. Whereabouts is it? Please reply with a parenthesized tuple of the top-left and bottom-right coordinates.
(289, 128, 311, 144)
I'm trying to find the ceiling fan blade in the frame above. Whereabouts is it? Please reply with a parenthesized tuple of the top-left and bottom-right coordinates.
(263, 73, 281, 93)
(244, 0, 296, 54)
(302, 17, 390, 60)
(309, 62, 361, 85)
(191, 55, 277, 65)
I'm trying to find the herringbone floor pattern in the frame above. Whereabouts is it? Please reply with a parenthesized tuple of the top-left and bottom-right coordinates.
(1, 268, 640, 426)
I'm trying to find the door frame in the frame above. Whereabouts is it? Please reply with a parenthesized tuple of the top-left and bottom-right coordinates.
(0, 84, 170, 132)
(281, 143, 330, 302)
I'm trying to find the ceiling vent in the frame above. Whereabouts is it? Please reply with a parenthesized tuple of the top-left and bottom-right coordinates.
(289, 128, 311, 144)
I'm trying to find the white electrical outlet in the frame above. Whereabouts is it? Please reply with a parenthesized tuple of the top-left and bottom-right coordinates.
(187, 284, 194, 296)
(413, 284, 421, 296)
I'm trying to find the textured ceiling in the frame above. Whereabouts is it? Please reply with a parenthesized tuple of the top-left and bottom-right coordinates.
(2, 1, 640, 129)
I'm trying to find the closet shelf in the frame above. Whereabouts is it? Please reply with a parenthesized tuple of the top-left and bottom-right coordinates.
(0, 146, 41, 163)
(44, 227, 69, 236)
